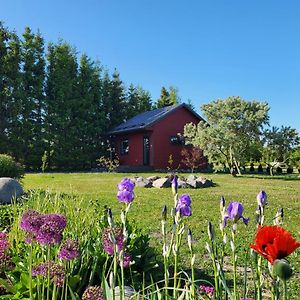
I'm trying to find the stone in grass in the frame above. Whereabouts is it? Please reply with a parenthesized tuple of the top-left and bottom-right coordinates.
(178, 177, 189, 188)
(0, 177, 24, 204)
(135, 176, 152, 188)
(186, 175, 202, 188)
(146, 175, 160, 182)
(115, 286, 136, 300)
(198, 177, 213, 187)
(152, 177, 171, 188)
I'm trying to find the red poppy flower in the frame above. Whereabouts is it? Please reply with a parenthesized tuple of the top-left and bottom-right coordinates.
(250, 225, 300, 264)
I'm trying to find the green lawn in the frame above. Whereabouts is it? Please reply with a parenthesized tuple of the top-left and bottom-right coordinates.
(22, 172, 300, 298)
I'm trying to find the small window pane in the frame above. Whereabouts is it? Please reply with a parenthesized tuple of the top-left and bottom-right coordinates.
(121, 139, 129, 155)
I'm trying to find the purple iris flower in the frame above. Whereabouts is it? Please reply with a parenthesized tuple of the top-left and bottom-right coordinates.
(118, 178, 135, 192)
(117, 178, 135, 203)
(223, 202, 249, 227)
(257, 190, 268, 207)
(117, 190, 134, 203)
(177, 205, 192, 217)
(178, 194, 191, 206)
(176, 194, 192, 217)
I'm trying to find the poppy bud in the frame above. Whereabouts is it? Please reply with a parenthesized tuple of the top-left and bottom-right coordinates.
(274, 259, 293, 280)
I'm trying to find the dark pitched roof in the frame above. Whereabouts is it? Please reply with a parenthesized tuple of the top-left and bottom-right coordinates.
(108, 103, 204, 135)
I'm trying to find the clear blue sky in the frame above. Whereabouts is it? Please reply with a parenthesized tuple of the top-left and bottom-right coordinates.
(1, 0, 300, 131)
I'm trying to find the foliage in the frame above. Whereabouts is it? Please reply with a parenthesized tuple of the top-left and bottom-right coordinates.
(97, 155, 120, 172)
(262, 126, 300, 175)
(156, 86, 181, 108)
(184, 96, 269, 174)
(0, 22, 153, 171)
(0, 154, 25, 179)
(181, 147, 206, 172)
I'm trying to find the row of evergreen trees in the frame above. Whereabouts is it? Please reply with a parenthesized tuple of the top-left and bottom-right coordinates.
(1, 22, 161, 171)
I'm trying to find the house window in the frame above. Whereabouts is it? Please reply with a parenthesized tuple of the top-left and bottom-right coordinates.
(170, 135, 185, 145)
(121, 139, 129, 155)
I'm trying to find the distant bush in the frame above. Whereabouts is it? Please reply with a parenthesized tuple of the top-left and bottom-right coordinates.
(0, 154, 25, 179)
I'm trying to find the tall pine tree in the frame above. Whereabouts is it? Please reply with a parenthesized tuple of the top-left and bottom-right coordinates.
(45, 41, 78, 170)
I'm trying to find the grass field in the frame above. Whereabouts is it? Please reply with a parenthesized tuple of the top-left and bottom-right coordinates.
(21, 172, 300, 298)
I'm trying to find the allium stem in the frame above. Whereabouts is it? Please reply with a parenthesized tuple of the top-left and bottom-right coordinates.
(162, 219, 169, 300)
(29, 243, 33, 300)
(47, 246, 51, 300)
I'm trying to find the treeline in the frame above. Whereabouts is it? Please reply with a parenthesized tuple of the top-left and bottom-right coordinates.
(0, 22, 153, 171)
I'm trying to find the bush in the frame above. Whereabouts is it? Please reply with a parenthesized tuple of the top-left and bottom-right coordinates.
(0, 154, 25, 179)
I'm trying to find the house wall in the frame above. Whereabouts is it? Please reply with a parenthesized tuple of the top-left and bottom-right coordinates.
(151, 106, 200, 169)
(114, 131, 153, 166)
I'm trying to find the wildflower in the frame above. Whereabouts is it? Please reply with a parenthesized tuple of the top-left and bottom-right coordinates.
(257, 190, 268, 207)
(58, 239, 80, 261)
(118, 178, 135, 192)
(171, 175, 178, 195)
(36, 214, 67, 245)
(198, 284, 214, 297)
(250, 225, 300, 264)
(82, 286, 104, 300)
(32, 261, 65, 287)
(102, 227, 124, 255)
(0, 232, 9, 253)
(223, 202, 249, 227)
(176, 194, 192, 217)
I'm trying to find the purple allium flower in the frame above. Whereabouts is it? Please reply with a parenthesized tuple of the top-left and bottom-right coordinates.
(82, 286, 104, 300)
(102, 227, 124, 255)
(59, 239, 80, 261)
(20, 210, 43, 235)
(32, 261, 65, 287)
(257, 190, 268, 207)
(240, 298, 252, 300)
(36, 214, 66, 245)
(0, 232, 9, 253)
(198, 285, 214, 296)
(121, 253, 132, 268)
(0, 253, 14, 271)
(118, 178, 135, 192)
(171, 175, 178, 195)
(223, 202, 249, 227)
(117, 190, 135, 203)
(176, 194, 192, 216)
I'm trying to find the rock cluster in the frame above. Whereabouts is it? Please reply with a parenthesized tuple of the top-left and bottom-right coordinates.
(132, 174, 213, 189)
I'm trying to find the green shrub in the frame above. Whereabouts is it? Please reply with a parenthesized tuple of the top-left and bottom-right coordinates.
(0, 154, 25, 179)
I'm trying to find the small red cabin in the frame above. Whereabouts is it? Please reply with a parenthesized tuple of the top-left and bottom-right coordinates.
(108, 103, 206, 170)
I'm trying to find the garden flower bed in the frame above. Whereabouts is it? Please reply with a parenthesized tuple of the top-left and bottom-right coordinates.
(0, 174, 299, 299)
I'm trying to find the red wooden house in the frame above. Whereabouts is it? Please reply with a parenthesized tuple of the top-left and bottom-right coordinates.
(108, 103, 205, 170)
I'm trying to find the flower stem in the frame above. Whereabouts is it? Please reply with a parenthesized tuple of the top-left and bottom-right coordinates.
(47, 246, 51, 300)
(232, 231, 238, 300)
(283, 279, 288, 300)
(29, 243, 33, 300)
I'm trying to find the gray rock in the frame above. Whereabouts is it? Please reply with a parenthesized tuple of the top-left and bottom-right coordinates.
(115, 286, 136, 300)
(135, 176, 152, 188)
(198, 177, 213, 187)
(186, 175, 202, 188)
(178, 177, 188, 188)
(146, 175, 161, 182)
(152, 177, 171, 188)
(0, 177, 24, 204)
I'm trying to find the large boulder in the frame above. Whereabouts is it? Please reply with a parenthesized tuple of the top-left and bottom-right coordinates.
(178, 177, 189, 188)
(0, 177, 24, 204)
(152, 177, 171, 188)
(198, 177, 213, 187)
